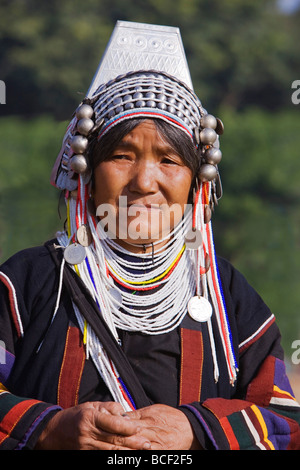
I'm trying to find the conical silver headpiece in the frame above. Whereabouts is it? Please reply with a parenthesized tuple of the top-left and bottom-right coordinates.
(86, 21, 193, 97)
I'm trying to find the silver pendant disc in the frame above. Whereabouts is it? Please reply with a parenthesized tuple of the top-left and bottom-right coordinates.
(64, 243, 86, 265)
(188, 296, 212, 322)
(185, 228, 202, 250)
(77, 224, 92, 247)
(109, 287, 123, 306)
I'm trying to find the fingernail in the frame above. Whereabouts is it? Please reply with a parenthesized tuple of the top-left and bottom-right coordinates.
(143, 441, 151, 450)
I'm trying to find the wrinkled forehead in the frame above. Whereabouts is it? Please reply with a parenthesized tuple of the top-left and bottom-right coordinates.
(92, 70, 205, 145)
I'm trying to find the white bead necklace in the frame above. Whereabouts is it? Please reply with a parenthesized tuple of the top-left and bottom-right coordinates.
(82, 207, 197, 336)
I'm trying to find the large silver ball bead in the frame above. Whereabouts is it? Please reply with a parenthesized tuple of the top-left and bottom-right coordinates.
(71, 135, 89, 154)
(75, 104, 94, 120)
(200, 114, 217, 129)
(70, 154, 88, 174)
(199, 164, 218, 182)
(204, 147, 222, 165)
(199, 128, 217, 145)
(77, 118, 94, 136)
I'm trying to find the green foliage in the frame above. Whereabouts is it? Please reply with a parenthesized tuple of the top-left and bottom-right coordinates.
(0, 116, 67, 259)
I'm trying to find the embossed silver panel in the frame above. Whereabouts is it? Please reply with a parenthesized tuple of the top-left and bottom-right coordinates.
(87, 21, 193, 98)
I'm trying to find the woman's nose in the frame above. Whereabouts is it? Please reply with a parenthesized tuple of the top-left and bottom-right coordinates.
(128, 161, 158, 194)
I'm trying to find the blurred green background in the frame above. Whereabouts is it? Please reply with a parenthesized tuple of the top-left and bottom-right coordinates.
(0, 0, 299, 354)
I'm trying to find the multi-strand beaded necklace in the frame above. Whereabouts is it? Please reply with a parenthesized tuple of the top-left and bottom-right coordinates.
(55, 175, 237, 410)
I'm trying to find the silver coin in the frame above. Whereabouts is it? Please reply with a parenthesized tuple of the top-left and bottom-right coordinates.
(188, 296, 212, 322)
(109, 287, 123, 306)
(77, 225, 92, 247)
(64, 243, 86, 265)
(185, 228, 202, 250)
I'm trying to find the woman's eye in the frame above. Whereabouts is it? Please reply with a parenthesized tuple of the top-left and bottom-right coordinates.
(161, 156, 180, 165)
(111, 154, 131, 160)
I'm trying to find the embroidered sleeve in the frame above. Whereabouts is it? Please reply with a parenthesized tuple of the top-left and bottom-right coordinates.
(0, 382, 60, 450)
(181, 311, 300, 449)
(182, 352, 300, 449)
(0, 272, 61, 449)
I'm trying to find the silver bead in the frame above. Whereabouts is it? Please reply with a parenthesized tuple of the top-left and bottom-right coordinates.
(145, 91, 156, 99)
(70, 154, 88, 174)
(199, 164, 218, 182)
(146, 100, 156, 108)
(108, 109, 115, 119)
(204, 147, 222, 165)
(133, 92, 143, 100)
(77, 118, 94, 136)
(200, 114, 217, 129)
(199, 128, 217, 145)
(167, 96, 176, 104)
(113, 97, 122, 106)
(167, 105, 176, 114)
(157, 93, 166, 101)
(157, 102, 167, 110)
(71, 135, 89, 154)
(75, 104, 94, 120)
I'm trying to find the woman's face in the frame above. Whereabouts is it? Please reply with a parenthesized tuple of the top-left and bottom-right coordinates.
(93, 120, 193, 251)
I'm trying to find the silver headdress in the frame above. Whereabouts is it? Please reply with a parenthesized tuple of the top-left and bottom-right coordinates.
(51, 21, 224, 202)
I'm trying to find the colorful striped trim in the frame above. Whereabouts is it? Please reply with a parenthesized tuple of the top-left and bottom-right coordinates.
(0, 272, 24, 338)
(97, 109, 194, 142)
(239, 314, 275, 353)
(0, 398, 40, 446)
(270, 385, 300, 407)
(57, 325, 85, 408)
(179, 329, 203, 405)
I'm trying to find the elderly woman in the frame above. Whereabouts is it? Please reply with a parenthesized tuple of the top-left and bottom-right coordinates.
(0, 22, 299, 451)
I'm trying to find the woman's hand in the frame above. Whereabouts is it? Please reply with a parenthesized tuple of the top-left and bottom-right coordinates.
(35, 401, 151, 450)
(125, 404, 202, 450)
